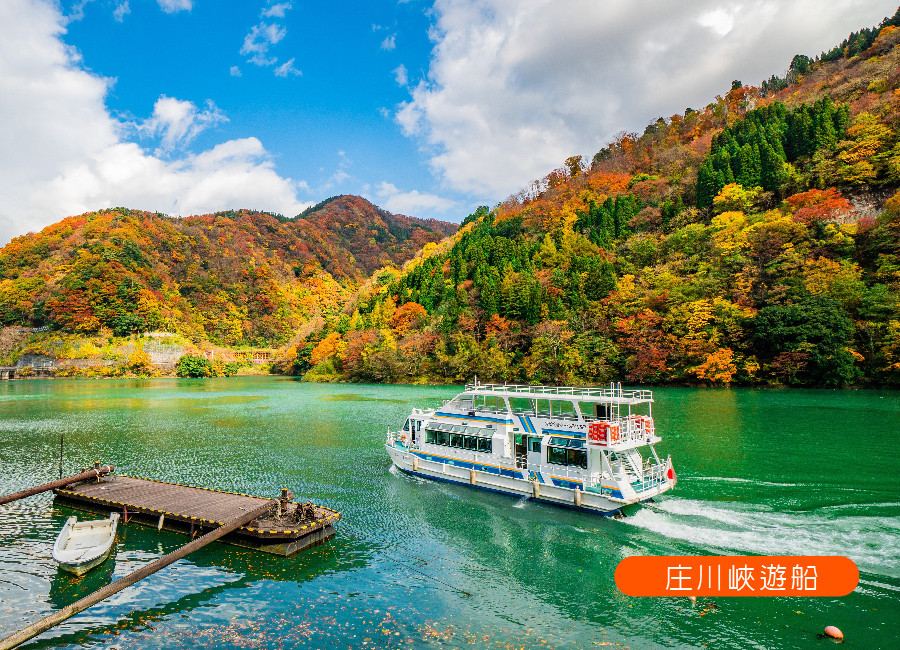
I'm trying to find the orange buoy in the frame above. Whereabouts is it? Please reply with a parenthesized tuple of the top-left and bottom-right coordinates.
(824, 626, 843, 640)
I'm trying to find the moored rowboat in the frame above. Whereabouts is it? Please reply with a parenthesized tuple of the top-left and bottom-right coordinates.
(52, 513, 119, 575)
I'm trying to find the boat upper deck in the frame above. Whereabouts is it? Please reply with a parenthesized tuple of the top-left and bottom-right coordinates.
(459, 382, 653, 405)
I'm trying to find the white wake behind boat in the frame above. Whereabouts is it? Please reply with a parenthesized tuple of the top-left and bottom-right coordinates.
(52, 513, 119, 575)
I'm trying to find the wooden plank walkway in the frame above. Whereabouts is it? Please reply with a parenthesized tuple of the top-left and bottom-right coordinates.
(54, 475, 339, 556)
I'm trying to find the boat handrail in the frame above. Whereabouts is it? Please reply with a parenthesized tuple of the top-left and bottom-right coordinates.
(463, 383, 653, 402)
(541, 464, 587, 482)
(631, 463, 667, 493)
(604, 415, 656, 446)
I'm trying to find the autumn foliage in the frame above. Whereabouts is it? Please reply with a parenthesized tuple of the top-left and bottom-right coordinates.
(297, 12, 900, 388)
(0, 197, 455, 347)
(6, 11, 900, 389)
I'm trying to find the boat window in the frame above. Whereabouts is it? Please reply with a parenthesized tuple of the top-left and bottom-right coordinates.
(547, 446, 567, 465)
(508, 397, 533, 414)
(550, 438, 585, 449)
(529, 437, 542, 453)
(550, 400, 577, 419)
(425, 431, 492, 454)
(535, 399, 551, 416)
(567, 448, 588, 468)
(547, 439, 587, 468)
(403, 419, 410, 431)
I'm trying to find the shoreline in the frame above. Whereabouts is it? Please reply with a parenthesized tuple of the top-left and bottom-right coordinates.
(2, 369, 896, 390)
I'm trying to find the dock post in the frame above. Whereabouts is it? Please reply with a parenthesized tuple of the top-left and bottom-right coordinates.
(0, 466, 114, 506)
(0, 497, 277, 650)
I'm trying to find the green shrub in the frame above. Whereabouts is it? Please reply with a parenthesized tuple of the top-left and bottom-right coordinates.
(176, 354, 212, 378)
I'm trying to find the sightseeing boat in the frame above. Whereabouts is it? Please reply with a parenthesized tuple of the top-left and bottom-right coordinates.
(385, 382, 676, 514)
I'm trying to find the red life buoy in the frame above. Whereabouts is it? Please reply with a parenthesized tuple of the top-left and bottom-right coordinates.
(609, 424, 620, 444)
(589, 421, 608, 444)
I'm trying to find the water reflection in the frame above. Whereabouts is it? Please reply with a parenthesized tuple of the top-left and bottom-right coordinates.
(2, 378, 899, 649)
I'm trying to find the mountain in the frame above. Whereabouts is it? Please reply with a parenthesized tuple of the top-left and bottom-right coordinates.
(0, 196, 456, 347)
(292, 195, 458, 280)
(294, 10, 900, 388)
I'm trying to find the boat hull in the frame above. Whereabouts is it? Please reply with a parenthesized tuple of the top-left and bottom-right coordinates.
(52, 513, 118, 575)
(386, 443, 662, 515)
(57, 547, 114, 576)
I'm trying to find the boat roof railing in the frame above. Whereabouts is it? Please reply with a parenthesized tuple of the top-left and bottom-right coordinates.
(461, 382, 653, 404)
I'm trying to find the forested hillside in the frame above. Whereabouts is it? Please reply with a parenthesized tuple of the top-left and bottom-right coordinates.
(0, 196, 456, 347)
(294, 10, 900, 387)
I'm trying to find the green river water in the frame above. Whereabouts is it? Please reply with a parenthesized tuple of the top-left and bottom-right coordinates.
(0, 377, 898, 649)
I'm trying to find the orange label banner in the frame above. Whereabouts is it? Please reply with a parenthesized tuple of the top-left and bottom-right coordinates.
(615, 556, 858, 597)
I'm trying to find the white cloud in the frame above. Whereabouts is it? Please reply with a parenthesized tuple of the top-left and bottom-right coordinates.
(136, 96, 228, 154)
(274, 57, 301, 77)
(372, 182, 457, 217)
(262, 2, 292, 19)
(318, 151, 352, 191)
(113, 1, 129, 22)
(0, 0, 309, 245)
(230, 65, 242, 77)
(381, 34, 396, 51)
(698, 8, 736, 37)
(157, 0, 191, 14)
(399, 0, 897, 199)
(392, 63, 408, 86)
(241, 22, 286, 67)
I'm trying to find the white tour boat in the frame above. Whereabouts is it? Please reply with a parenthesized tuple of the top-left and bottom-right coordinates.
(386, 382, 676, 514)
(52, 513, 119, 575)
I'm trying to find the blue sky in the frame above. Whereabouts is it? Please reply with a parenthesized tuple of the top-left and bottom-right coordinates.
(1, 0, 898, 244)
(63, 0, 444, 212)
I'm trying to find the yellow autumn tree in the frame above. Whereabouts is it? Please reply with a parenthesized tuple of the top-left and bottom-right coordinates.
(692, 348, 737, 384)
(713, 184, 762, 214)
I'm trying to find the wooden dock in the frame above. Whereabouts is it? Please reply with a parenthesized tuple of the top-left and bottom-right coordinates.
(53, 475, 339, 556)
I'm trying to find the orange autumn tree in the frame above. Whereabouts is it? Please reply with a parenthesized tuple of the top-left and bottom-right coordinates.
(310, 332, 344, 366)
(785, 188, 853, 225)
(389, 301, 428, 335)
(692, 348, 738, 384)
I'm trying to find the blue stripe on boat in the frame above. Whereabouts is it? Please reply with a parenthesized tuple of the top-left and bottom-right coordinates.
(434, 412, 513, 425)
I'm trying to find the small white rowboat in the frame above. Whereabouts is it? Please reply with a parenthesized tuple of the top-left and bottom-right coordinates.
(52, 513, 119, 575)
